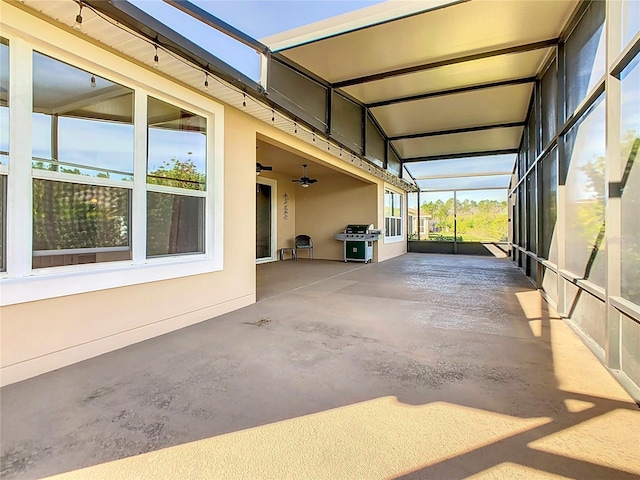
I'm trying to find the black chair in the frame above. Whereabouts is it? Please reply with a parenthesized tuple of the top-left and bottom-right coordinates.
(294, 234, 314, 260)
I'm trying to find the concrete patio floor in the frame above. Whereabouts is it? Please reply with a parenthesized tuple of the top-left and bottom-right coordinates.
(1, 253, 639, 479)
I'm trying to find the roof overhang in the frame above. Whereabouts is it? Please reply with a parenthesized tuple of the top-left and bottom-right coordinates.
(270, 0, 579, 190)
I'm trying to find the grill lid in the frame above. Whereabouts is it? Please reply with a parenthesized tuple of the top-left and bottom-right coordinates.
(344, 224, 374, 234)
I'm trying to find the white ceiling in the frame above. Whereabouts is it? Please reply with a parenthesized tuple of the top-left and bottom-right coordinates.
(273, 0, 579, 190)
(372, 83, 533, 137)
(341, 48, 550, 104)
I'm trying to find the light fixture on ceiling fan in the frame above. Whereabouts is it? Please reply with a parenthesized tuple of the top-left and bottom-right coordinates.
(291, 164, 318, 188)
(256, 162, 273, 176)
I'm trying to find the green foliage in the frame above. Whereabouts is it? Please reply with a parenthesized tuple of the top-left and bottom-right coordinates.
(420, 196, 508, 242)
(31, 157, 206, 255)
(146, 158, 205, 255)
(620, 130, 640, 304)
(32, 179, 129, 250)
(147, 157, 205, 191)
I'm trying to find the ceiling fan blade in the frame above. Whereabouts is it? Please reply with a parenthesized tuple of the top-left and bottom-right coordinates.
(292, 164, 318, 186)
(256, 162, 273, 174)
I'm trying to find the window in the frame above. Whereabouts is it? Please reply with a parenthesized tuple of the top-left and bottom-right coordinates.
(0, 33, 222, 306)
(564, 96, 606, 287)
(32, 51, 134, 268)
(0, 38, 8, 272)
(384, 189, 403, 241)
(620, 55, 640, 305)
(146, 97, 206, 257)
(0, 38, 8, 167)
(539, 147, 558, 263)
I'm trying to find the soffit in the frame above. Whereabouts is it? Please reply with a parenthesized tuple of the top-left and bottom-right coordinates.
(257, 139, 335, 178)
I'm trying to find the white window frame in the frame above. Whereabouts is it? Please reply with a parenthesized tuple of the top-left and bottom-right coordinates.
(384, 187, 404, 243)
(0, 33, 224, 306)
(145, 95, 209, 260)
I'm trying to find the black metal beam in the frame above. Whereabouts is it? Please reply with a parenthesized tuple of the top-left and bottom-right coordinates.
(333, 39, 558, 88)
(162, 0, 269, 54)
(368, 77, 536, 108)
(402, 148, 519, 163)
(389, 122, 525, 141)
(83, 0, 260, 91)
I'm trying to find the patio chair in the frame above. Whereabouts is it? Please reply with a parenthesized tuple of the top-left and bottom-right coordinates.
(294, 234, 314, 260)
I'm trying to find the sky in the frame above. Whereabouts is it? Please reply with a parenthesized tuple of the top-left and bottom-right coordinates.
(129, 0, 384, 81)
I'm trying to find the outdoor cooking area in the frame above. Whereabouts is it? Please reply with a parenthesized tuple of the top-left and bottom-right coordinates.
(255, 138, 390, 264)
(334, 224, 382, 263)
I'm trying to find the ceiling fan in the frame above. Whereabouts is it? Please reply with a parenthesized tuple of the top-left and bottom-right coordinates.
(291, 164, 318, 188)
(256, 162, 273, 175)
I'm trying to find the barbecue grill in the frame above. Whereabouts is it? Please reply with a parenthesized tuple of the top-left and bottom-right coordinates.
(334, 224, 382, 263)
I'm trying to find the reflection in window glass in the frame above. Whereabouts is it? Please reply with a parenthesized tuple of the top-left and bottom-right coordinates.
(539, 148, 558, 263)
(384, 189, 402, 238)
(456, 190, 508, 243)
(32, 180, 131, 268)
(564, 97, 606, 287)
(0, 38, 8, 166)
(564, 0, 606, 116)
(620, 56, 640, 305)
(147, 192, 204, 256)
(147, 97, 206, 191)
(420, 191, 455, 241)
(32, 52, 134, 179)
(31, 52, 134, 269)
